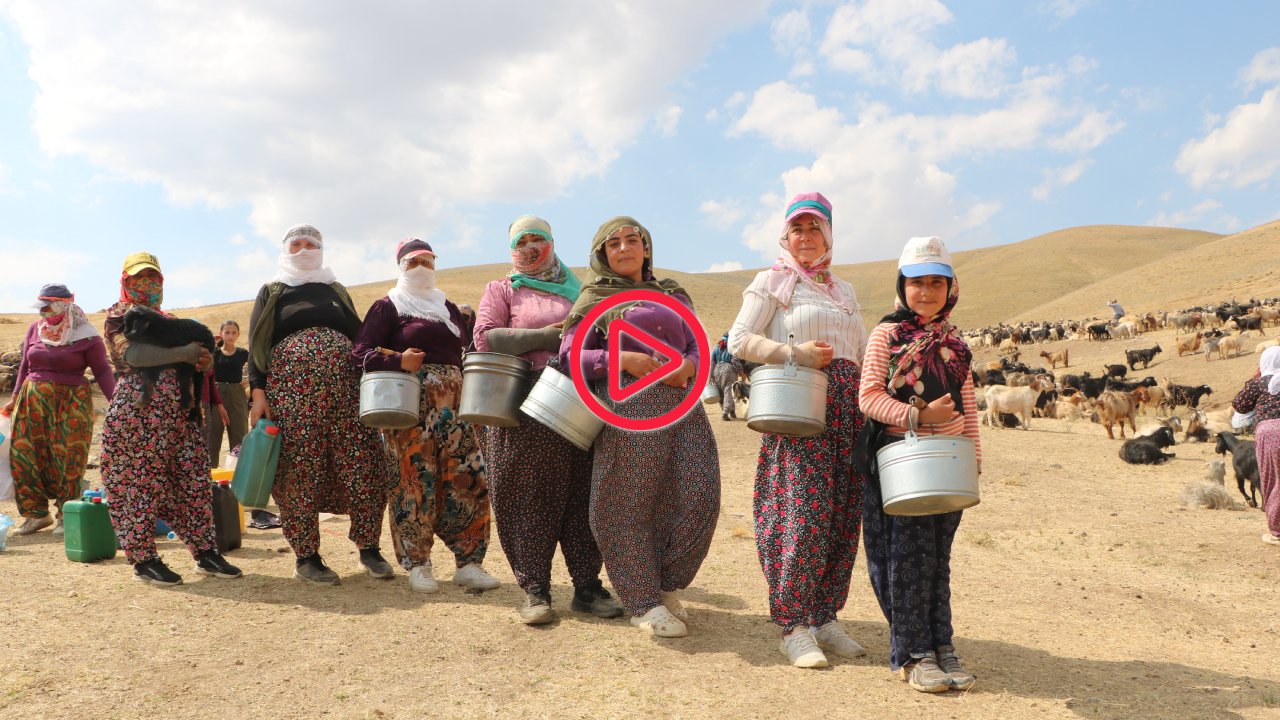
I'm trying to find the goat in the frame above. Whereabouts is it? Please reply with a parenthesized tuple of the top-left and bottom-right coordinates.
(1119, 426, 1176, 464)
(1257, 339, 1280, 354)
(1102, 364, 1127, 380)
(1038, 348, 1069, 369)
(1125, 344, 1162, 370)
(1216, 334, 1245, 359)
(1164, 382, 1213, 409)
(1184, 409, 1211, 442)
(1175, 333, 1202, 356)
(1086, 323, 1111, 341)
(983, 379, 1048, 430)
(1093, 390, 1138, 439)
(1214, 432, 1261, 508)
(120, 306, 215, 424)
(1229, 314, 1265, 336)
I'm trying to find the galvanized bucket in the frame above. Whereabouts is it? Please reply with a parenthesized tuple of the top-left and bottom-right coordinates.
(520, 367, 604, 451)
(359, 371, 421, 429)
(701, 381, 721, 405)
(458, 352, 533, 428)
(876, 430, 980, 516)
(746, 355, 827, 437)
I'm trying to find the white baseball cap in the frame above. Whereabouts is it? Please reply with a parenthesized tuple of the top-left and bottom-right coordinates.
(897, 236, 954, 278)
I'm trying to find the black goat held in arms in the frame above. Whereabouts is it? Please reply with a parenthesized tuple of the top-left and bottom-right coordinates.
(121, 306, 216, 423)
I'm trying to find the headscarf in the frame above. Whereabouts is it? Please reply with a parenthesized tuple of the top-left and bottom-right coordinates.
(763, 192, 853, 313)
(106, 256, 167, 332)
(36, 292, 98, 347)
(881, 263, 972, 412)
(1260, 345, 1280, 395)
(506, 215, 581, 301)
(563, 216, 688, 336)
(272, 223, 337, 287)
(387, 237, 459, 336)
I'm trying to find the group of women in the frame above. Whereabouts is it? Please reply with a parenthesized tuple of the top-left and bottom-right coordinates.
(4, 192, 998, 693)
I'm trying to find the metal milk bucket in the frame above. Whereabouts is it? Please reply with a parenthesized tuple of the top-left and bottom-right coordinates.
(746, 347, 828, 437)
(520, 367, 604, 451)
(876, 430, 980, 516)
(359, 371, 422, 429)
(458, 352, 533, 428)
(701, 381, 721, 405)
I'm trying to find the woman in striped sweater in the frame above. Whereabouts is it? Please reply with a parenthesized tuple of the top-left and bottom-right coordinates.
(857, 236, 980, 693)
(728, 192, 870, 669)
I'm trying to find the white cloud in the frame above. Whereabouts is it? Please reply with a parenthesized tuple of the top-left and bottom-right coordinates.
(1147, 199, 1223, 227)
(1037, 0, 1090, 20)
(0, 239, 93, 310)
(771, 9, 811, 53)
(703, 261, 744, 273)
(1176, 87, 1280, 189)
(699, 199, 745, 231)
(1031, 158, 1093, 200)
(1048, 111, 1124, 152)
(3, 1, 768, 251)
(655, 106, 683, 138)
(818, 0, 1015, 99)
(1067, 55, 1098, 76)
(1238, 48, 1280, 91)
(228, 233, 248, 246)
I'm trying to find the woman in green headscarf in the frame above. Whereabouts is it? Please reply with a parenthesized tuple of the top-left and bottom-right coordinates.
(555, 216, 721, 638)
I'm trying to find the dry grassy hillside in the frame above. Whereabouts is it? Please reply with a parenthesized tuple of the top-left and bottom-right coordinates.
(0, 223, 1271, 350)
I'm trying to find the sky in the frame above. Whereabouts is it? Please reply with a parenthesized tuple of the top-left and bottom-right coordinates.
(0, 0, 1278, 312)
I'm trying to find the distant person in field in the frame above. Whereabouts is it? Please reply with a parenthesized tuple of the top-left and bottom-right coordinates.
(709, 331, 740, 421)
(353, 238, 499, 594)
(558, 216, 720, 638)
(205, 320, 248, 468)
(99, 253, 241, 585)
(247, 224, 394, 586)
(728, 192, 870, 668)
(858, 236, 980, 693)
(1108, 299, 1125, 321)
(1231, 346, 1280, 546)
(473, 215, 622, 624)
(5, 284, 115, 536)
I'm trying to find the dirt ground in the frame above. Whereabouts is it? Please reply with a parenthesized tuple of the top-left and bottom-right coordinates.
(2, 323, 1280, 720)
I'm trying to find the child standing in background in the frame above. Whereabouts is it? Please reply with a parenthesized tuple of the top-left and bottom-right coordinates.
(857, 236, 981, 693)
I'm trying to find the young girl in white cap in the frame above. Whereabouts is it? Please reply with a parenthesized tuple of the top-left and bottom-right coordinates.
(857, 236, 980, 693)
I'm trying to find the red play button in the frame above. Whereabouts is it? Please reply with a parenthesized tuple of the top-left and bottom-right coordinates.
(606, 317, 685, 403)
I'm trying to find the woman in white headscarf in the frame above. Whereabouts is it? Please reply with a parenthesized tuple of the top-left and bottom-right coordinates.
(247, 224, 395, 585)
(352, 238, 500, 594)
(1231, 346, 1280, 545)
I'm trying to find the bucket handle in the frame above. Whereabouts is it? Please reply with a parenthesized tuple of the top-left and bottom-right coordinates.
(904, 402, 920, 446)
(783, 333, 798, 378)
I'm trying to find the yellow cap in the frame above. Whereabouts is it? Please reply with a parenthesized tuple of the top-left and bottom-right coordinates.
(122, 251, 161, 276)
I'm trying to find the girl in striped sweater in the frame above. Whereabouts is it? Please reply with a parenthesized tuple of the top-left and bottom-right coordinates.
(857, 236, 980, 693)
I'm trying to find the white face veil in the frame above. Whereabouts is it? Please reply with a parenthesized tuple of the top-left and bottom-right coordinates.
(387, 256, 459, 336)
(272, 224, 337, 287)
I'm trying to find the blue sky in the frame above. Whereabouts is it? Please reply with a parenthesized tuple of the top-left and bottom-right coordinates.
(1, 1, 1277, 312)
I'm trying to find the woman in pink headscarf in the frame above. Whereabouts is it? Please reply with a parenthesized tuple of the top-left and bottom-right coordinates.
(728, 192, 870, 669)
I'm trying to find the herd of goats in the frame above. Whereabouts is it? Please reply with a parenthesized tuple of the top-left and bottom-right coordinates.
(956, 298, 1280, 511)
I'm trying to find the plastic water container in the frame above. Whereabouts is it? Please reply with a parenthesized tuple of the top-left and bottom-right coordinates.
(231, 419, 281, 509)
(156, 518, 172, 537)
(211, 480, 243, 553)
(63, 495, 119, 563)
(210, 469, 245, 533)
(0, 513, 13, 552)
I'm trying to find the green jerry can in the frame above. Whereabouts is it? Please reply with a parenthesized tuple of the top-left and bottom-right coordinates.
(231, 419, 281, 509)
(64, 495, 118, 563)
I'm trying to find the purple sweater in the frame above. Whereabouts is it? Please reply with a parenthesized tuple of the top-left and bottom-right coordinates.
(557, 296, 700, 381)
(352, 296, 471, 372)
(14, 323, 116, 400)
(474, 279, 574, 371)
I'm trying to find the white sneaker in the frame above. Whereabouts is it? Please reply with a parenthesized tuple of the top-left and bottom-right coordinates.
(52, 519, 65, 536)
(408, 562, 439, 593)
(452, 563, 500, 590)
(780, 628, 829, 668)
(813, 621, 866, 658)
(661, 590, 689, 622)
(629, 605, 688, 638)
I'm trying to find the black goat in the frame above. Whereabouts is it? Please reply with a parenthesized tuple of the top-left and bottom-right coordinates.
(1215, 432, 1261, 507)
(1103, 364, 1128, 380)
(121, 306, 215, 423)
(1107, 376, 1158, 392)
(1087, 323, 1111, 340)
(1166, 383, 1214, 409)
(1125, 344, 1162, 370)
(1230, 315, 1264, 335)
(1119, 426, 1176, 464)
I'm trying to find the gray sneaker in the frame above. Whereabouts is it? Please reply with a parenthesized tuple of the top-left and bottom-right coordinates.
(519, 590, 556, 625)
(294, 554, 340, 585)
(900, 654, 951, 693)
(936, 645, 975, 690)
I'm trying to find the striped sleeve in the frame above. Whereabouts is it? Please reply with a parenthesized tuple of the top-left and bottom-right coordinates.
(727, 273, 779, 361)
(858, 324, 912, 429)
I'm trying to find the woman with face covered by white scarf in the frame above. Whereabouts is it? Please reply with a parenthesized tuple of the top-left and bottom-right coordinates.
(352, 238, 498, 594)
(246, 224, 396, 586)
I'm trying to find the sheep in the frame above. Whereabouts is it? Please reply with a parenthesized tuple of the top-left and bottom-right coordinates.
(1111, 321, 1137, 340)
(998, 338, 1020, 357)
(1215, 432, 1261, 508)
(1216, 334, 1245, 359)
(983, 379, 1048, 430)
(1119, 426, 1176, 464)
(1093, 389, 1139, 440)
(1038, 348, 1069, 369)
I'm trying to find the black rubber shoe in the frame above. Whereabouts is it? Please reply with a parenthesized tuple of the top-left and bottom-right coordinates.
(294, 553, 340, 585)
(196, 550, 243, 578)
(134, 557, 183, 586)
(358, 548, 395, 579)
(571, 582, 625, 618)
